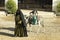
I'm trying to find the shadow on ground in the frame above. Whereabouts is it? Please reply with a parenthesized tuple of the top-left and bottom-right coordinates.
(0, 27, 14, 31)
(0, 27, 38, 37)
(0, 27, 31, 37)
(0, 27, 14, 37)
(0, 32, 14, 37)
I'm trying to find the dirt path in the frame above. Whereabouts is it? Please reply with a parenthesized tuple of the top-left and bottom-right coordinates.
(0, 10, 60, 40)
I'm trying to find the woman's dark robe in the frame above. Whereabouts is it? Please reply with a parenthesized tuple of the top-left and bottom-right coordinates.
(15, 9, 28, 37)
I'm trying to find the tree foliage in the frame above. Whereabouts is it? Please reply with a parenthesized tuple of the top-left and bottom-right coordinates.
(6, 0, 17, 14)
(56, 3, 60, 12)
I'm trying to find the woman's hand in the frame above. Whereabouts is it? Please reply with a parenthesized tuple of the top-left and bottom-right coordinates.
(18, 21, 22, 24)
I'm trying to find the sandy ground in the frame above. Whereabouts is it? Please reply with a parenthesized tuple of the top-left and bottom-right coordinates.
(0, 10, 60, 40)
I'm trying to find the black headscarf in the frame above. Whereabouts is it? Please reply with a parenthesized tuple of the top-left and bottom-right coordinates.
(30, 9, 38, 14)
(15, 9, 27, 27)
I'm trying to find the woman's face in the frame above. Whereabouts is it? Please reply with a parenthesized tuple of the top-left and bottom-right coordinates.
(17, 15, 22, 21)
(30, 13, 32, 16)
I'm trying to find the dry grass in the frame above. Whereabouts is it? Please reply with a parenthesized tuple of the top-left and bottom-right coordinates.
(0, 10, 60, 40)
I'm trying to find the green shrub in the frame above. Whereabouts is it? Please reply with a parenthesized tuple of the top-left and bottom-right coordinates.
(6, 0, 17, 14)
(56, 3, 60, 12)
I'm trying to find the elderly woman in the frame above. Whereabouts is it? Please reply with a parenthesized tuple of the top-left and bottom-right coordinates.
(14, 9, 28, 37)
